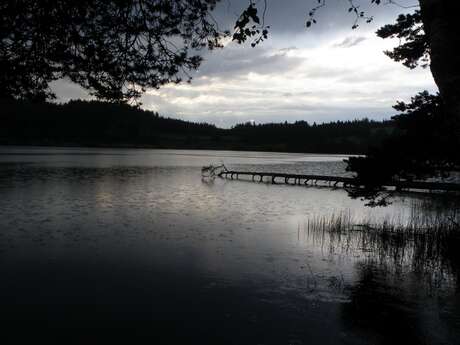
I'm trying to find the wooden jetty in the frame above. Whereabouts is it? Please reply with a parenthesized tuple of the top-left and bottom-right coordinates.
(218, 170, 460, 192)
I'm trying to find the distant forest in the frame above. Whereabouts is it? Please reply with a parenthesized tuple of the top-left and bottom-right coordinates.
(1, 100, 396, 154)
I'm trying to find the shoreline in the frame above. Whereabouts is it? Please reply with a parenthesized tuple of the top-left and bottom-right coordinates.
(0, 142, 360, 156)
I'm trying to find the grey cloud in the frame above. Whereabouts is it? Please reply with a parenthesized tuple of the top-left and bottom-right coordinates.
(281, 91, 312, 97)
(333, 36, 367, 48)
(50, 79, 91, 102)
(146, 84, 314, 103)
(194, 45, 304, 79)
(213, 0, 412, 37)
(302, 65, 356, 79)
(278, 46, 298, 54)
(50, 0, 430, 129)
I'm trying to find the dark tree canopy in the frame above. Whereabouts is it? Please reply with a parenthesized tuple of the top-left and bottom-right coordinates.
(376, 10, 429, 69)
(0, 0, 228, 102)
(1, 98, 393, 154)
(346, 91, 459, 205)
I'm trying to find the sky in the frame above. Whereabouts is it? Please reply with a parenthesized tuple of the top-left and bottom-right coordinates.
(52, 0, 434, 128)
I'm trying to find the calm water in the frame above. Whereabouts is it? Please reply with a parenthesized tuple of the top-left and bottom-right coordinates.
(0, 147, 459, 345)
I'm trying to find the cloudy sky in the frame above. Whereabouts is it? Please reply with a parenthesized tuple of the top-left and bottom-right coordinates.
(53, 0, 433, 128)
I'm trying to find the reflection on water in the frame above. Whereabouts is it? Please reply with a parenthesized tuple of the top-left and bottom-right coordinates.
(0, 147, 459, 344)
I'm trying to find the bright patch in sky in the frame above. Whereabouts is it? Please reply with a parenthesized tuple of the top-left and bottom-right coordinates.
(141, 32, 434, 127)
(52, 0, 435, 128)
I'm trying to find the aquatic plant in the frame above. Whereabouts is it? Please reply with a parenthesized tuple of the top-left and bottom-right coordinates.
(304, 202, 460, 291)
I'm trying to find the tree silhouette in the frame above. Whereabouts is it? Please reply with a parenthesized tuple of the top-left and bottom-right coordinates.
(1, 98, 393, 154)
(346, 91, 459, 206)
(0, 1, 228, 102)
(376, 10, 428, 69)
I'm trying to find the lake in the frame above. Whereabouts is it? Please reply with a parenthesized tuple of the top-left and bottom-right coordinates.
(0, 147, 458, 345)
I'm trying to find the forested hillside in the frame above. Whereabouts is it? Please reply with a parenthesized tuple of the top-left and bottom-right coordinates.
(1, 100, 395, 154)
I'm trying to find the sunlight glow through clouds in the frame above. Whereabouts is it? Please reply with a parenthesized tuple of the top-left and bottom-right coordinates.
(49, 0, 434, 127)
(141, 31, 436, 127)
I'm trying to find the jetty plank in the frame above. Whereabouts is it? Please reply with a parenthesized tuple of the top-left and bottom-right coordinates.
(218, 170, 460, 192)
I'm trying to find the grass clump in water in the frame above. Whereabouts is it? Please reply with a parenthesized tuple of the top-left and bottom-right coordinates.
(305, 203, 460, 285)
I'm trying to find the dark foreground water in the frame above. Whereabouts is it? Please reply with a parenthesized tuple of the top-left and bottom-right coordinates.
(0, 147, 459, 345)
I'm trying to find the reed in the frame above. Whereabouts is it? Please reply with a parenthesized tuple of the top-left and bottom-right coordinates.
(304, 203, 460, 281)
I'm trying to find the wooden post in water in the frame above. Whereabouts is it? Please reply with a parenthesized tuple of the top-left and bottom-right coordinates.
(216, 170, 460, 193)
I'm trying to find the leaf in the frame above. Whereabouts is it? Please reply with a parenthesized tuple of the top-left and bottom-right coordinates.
(247, 5, 257, 17)
(306, 21, 311, 28)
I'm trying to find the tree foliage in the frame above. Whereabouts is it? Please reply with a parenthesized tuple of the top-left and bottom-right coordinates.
(0, 0, 228, 102)
(346, 91, 460, 206)
(1, 99, 393, 154)
(376, 10, 429, 68)
(232, 2, 269, 47)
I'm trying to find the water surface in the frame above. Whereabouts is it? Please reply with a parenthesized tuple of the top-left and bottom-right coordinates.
(0, 147, 458, 344)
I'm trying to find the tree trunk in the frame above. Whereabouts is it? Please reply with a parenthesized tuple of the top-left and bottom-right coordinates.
(419, 0, 460, 124)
